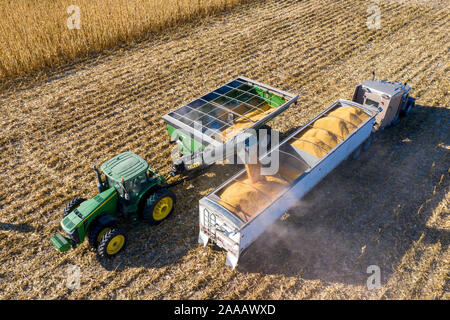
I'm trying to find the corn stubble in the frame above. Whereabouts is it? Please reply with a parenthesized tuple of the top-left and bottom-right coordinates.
(0, 0, 449, 299)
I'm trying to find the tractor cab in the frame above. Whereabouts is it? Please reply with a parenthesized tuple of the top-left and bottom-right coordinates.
(100, 152, 152, 201)
(96, 151, 167, 215)
(353, 79, 414, 129)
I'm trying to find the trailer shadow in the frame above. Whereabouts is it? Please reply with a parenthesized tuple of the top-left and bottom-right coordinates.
(237, 104, 449, 286)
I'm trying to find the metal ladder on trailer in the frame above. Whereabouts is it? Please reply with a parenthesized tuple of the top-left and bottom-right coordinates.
(203, 208, 217, 241)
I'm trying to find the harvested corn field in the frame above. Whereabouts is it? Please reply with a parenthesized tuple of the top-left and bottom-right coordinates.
(0, 0, 449, 300)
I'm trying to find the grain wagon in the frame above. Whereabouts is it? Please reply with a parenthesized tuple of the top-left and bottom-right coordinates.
(162, 76, 300, 175)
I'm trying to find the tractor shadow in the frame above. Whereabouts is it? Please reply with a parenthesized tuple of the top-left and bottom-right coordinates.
(97, 163, 243, 271)
(0, 222, 34, 233)
(236, 104, 449, 286)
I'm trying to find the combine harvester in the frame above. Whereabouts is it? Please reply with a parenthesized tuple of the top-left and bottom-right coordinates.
(197, 77, 415, 268)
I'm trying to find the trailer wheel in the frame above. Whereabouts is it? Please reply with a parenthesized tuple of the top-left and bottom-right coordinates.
(351, 145, 362, 160)
(97, 228, 127, 258)
(391, 113, 400, 126)
(363, 135, 373, 151)
(142, 189, 176, 225)
(62, 197, 86, 219)
(400, 97, 415, 117)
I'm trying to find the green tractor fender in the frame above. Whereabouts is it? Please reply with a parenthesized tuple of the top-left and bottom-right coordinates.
(87, 214, 120, 248)
(135, 184, 162, 214)
(51, 188, 118, 252)
(74, 189, 118, 242)
(87, 214, 119, 238)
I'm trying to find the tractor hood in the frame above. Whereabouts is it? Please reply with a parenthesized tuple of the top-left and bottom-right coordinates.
(61, 188, 118, 234)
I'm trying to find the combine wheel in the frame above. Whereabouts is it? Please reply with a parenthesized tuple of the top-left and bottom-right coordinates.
(142, 189, 176, 225)
(97, 228, 127, 258)
(62, 197, 86, 219)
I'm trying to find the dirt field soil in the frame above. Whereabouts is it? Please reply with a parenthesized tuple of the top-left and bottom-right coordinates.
(0, 0, 448, 299)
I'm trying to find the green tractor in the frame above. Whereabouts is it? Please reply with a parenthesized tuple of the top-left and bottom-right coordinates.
(50, 151, 176, 258)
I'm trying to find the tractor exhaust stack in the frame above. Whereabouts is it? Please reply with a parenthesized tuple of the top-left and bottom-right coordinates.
(93, 163, 105, 193)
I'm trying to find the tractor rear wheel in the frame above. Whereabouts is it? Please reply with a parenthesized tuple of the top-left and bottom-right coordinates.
(88, 219, 117, 248)
(142, 189, 176, 225)
(62, 197, 86, 219)
(97, 228, 127, 258)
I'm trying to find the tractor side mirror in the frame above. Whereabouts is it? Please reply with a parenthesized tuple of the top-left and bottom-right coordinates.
(120, 179, 130, 201)
(93, 163, 105, 193)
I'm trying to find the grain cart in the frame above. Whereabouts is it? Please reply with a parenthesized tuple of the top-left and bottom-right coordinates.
(50, 152, 177, 258)
(198, 78, 415, 268)
(162, 76, 300, 175)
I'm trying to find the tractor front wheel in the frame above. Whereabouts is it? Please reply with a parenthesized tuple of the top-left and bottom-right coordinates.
(142, 189, 176, 225)
(88, 220, 117, 248)
(62, 197, 86, 219)
(97, 228, 127, 258)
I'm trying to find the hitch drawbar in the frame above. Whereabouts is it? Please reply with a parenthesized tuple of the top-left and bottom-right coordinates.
(50, 233, 72, 252)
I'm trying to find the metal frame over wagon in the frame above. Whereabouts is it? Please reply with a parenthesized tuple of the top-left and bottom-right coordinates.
(162, 76, 299, 157)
